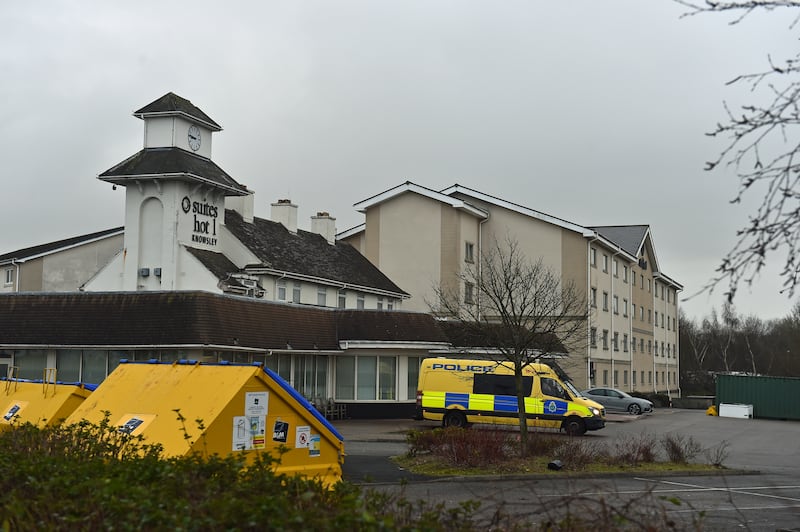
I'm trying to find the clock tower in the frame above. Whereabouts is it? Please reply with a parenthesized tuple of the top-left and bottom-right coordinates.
(96, 93, 250, 291)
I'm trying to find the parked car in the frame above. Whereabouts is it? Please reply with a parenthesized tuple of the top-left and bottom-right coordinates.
(581, 387, 654, 415)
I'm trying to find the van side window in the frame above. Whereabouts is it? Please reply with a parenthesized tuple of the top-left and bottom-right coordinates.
(541, 378, 570, 400)
(474, 374, 533, 396)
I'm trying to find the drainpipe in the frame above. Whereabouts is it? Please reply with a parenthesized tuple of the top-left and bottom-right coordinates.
(476, 214, 489, 321)
(586, 235, 599, 388)
(12, 260, 20, 292)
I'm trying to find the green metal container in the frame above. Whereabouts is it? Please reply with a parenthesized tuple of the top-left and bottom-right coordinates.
(716, 374, 800, 421)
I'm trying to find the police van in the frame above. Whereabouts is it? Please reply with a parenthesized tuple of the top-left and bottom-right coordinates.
(415, 358, 605, 436)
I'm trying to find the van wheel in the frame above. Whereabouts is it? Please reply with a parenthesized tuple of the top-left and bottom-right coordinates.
(443, 411, 468, 429)
(563, 417, 586, 436)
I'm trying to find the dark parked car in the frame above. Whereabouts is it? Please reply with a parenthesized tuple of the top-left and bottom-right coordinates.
(581, 387, 653, 415)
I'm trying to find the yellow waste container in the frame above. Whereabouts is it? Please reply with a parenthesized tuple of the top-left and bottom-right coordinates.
(0, 379, 94, 430)
(66, 360, 344, 485)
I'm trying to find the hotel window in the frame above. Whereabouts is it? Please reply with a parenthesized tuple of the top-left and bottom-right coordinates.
(603, 370, 608, 385)
(662, 343, 665, 357)
(648, 340, 652, 354)
(640, 274, 644, 288)
(590, 287, 597, 307)
(376, 296, 384, 310)
(632, 304, 637, 319)
(613, 295, 619, 314)
(632, 336, 637, 352)
(602, 291, 609, 311)
(623, 299, 628, 317)
(640, 339, 644, 352)
(292, 282, 301, 303)
(654, 341, 659, 355)
(387, 298, 395, 310)
(277, 279, 287, 301)
(655, 311, 658, 326)
(623, 370, 628, 385)
(4, 268, 12, 285)
(614, 370, 619, 386)
(661, 314, 665, 328)
(334, 355, 397, 401)
(633, 371, 637, 385)
(590, 247, 597, 267)
(667, 316, 671, 330)
(602, 330, 609, 350)
(590, 327, 597, 348)
(647, 279, 651, 293)
(317, 286, 327, 306)
(613, 259, 619, 277)
(640, 307, 644, 321)
(603, 254, 608, 272)
(623, 265, 628, 282)
(613, 332, 619, 351)
(464, 282, 475, 305)
(465, 242, 474, 263)
(655, 372, 659, 385)
(356, 293, 365, 309)
(648, 309, 652, 323)
(667, 343, 671, 357)
(631, 269, 636, 286)
(338, 290, 347, 308)
(649, 371, 652, 384)
(623, 333, 628, 352)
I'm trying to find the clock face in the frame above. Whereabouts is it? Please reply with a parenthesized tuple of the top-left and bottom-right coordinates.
(188, 125, 201, 151)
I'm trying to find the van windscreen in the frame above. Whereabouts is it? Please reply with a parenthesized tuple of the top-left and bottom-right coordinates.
(474, 374, 533, 396)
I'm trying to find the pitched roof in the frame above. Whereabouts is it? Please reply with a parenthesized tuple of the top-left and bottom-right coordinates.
(0, 291, 444, 350)
(589, 225, 649, 257)
(133, 92, 222, 131)
(0, 227, 123, 263)
(184, 247, 243, 285)
(98, 147, 248, 195)
(336, 310, 450, 343)
(224, 210, 408, 297)
(353, 181, 488, 219)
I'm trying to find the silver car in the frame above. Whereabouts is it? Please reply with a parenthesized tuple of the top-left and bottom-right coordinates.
(581, 387, 653, 415)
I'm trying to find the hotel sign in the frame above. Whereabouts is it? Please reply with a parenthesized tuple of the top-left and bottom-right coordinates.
(182, 196, 218, 246)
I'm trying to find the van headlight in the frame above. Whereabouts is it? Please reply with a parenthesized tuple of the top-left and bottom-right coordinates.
(590, 407, 601, 417)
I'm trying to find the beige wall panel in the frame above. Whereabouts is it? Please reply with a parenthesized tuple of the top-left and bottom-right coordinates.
(19, 259, 44, 291)
(374, 193, 443, 312)
(41, 235, 124, 291)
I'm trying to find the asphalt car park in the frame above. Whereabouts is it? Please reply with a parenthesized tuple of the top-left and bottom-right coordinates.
(338, 409, 800, 530)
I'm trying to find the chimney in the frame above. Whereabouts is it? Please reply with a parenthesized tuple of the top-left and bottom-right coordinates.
(225, 192, 254, 223)
(311, 211, 337, 245)
(271, 199, 298, 233)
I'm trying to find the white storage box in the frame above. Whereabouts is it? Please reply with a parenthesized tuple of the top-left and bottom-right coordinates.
(719, 403, 753, 419)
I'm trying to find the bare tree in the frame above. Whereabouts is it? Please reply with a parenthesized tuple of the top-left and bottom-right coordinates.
(432, 236, 588, 452)
(677, 1, 800, 301)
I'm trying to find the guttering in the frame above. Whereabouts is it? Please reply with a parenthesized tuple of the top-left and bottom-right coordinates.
(339, 340, 452, 351)
(99, 172, 247, 196)
(243, 267, 410, 300)
(0, 343, 270, 353)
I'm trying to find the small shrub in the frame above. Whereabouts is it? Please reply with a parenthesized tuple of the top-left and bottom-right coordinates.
(703, 440, 730, 467)
(648, 393, 672, 408)
(524, 432, 564, 457)
(552, 438, 607, 471)
(406, 428, 512, 467)
(608, 433, 657, 466)
(661, 433, 702, 463)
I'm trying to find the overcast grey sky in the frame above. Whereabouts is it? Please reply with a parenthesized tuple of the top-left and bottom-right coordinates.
(1, 1, 795, 320)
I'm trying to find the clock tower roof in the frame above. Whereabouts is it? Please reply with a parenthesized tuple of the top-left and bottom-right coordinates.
(98, 147, 248, 196)
(134, 92, 222, 131)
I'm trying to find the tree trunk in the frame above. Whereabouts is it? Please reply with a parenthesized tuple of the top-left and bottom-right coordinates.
(515, 366, 528, 457)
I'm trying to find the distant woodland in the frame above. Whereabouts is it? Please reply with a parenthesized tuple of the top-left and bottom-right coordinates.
(680, 302, 800, 395)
